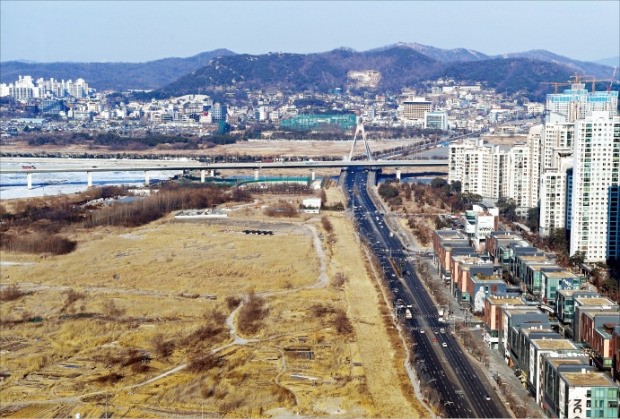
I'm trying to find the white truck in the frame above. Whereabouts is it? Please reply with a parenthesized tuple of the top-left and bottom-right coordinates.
(438, 307, 445, 323)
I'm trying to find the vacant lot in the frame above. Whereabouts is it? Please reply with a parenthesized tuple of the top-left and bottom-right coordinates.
(0, 189, 422, 417)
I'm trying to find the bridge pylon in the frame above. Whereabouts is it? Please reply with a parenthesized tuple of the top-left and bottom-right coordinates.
(348, 121, 372, 162)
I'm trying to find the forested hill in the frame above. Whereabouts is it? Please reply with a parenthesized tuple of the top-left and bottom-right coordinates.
(158, 47, 578, 101)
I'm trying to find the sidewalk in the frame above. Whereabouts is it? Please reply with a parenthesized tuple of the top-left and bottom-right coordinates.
(369, 184, 544, 418)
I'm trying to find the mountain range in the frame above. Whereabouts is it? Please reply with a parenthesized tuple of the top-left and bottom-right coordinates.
(1, 43, 617, 100)
(0, 49, 235, 91)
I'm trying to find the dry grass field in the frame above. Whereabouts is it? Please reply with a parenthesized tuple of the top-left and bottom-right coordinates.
(0, 187, 424, 417)
(1, 138, 418, 159)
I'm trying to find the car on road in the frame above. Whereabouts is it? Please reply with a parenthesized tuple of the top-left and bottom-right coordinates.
(484, 395, 491, 401)
(442, 342, 448, 348)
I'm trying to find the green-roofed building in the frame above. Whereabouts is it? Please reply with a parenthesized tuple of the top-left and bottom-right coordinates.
(280, 114, 357, 131)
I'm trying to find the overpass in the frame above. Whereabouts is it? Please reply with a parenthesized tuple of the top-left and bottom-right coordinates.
(0, 159, 448, 189)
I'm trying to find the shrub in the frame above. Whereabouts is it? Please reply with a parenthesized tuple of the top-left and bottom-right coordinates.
(0, 233, 77, 255)
(237, 292, 269, 335)
(332, 309, 354, 335)
(94, 372, 124, 385)
(187, 353, 224, 373)
(263, 201, 298, 218)
(226, 295, 242, 310)
(331, 272, 348, 289)
(310, 304, 337, 317)
(152, 334, 176, 359)
(0, 284, 27, 301)
(321, 216, 333, 233)
(61, 289, 86, 312)
(102, 299, 126, 318)
(184, 324, 226, 345)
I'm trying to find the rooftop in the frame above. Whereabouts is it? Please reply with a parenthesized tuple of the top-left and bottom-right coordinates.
(472, 274, 503, 282)
(562, 371, 615, 387)
(545, 357, 590, 368)
(543, 270, 577, 279)
(575, 297, 618, 307)
(557, 290, 598, 298)
(532, 339, 576, 350)
(488, 296, 524, 306)
(436, 230, 466, 239)
(519, 255, 549, 262)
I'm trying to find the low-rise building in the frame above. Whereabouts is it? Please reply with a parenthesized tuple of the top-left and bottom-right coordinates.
(450, 255, 494, 305)
(555, 290, 599, 326)
(578, 311, 619, 370)
(528, 338, 582, 404)
(541, 356, 593, 417)
(468, 273, 507, 314)
(573, 296, 619, 342)
(483, 295, 527, 349)
(538, 270, 579, 306)
(485, 231, 523, 265)
(555, 371, 619, 418)
(501, 308, 549, 365)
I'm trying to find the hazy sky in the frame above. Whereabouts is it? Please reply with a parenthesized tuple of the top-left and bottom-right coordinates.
(1, 1, 618, 63)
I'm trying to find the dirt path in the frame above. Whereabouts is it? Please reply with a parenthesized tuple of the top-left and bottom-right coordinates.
(1, 219, 330, 411)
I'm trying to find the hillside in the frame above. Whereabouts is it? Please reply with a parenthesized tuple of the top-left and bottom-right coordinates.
(498, 49, 616, 79)
(0, 49, 236, 91)
(159, 47, 583, 101)
(159, 46, 441, 96)
(436, 58, 575, 100)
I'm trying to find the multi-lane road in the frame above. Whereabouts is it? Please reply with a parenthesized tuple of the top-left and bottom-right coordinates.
(345, 168, 511, 418)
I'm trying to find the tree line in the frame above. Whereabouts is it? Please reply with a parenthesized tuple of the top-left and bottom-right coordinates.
(0, 183, 252, 255)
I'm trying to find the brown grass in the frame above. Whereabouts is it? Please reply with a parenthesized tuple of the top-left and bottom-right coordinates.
(0, 188, 424, 417)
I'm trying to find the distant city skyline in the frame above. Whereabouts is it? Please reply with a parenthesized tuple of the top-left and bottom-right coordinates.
(1, 1, 618, 64)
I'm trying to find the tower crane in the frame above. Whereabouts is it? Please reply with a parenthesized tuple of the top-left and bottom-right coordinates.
(541, 81, 572, 93)
(609, 67, 618, 92)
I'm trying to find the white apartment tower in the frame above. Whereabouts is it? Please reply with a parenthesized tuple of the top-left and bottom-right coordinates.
(538, 85, 619, 238)
(449, 131, 540, 208)
(569, 112, 620, 262)
(539, 156, 573, 236)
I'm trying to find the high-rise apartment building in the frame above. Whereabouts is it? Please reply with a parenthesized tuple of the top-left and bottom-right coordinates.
(449, 129, 540, 209)
(539, 85, 619, 239)
(0, 76, 90, 102)
(539, 156, 573, 236)
(569, 112, 620, 262)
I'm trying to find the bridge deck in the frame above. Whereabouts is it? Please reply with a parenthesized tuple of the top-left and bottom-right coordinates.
(0, 159, 448, 174)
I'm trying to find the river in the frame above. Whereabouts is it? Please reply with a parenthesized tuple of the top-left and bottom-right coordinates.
(0, 157, 184, 200)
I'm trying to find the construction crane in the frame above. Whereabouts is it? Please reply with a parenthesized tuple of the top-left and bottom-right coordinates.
(609, 67, 618, 92)
(583, 69, 618, 92)
(541, 81, 571, 93)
